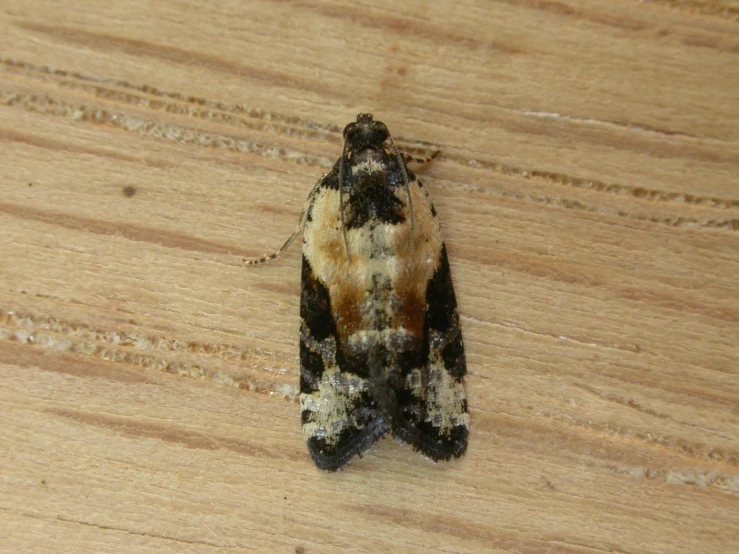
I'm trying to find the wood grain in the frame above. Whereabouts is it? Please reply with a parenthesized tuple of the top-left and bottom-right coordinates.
(1, 1, 737, 553)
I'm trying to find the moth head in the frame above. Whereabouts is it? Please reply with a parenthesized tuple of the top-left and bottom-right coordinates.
(343, 113, 390, 152)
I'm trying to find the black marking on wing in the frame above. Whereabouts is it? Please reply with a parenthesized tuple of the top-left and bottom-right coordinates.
(300, 255, 335, 343)
(299, 255, 331, 408)
(386, 156, 416, 187)
(345, 172, 406, 230)
(425, 245, 459, 334)
(307, 415, 390, 472)
(300, 255, 392, 471)
(412, 420, 468, 461)
(321, 162, 341, 191)
(335, 347, 371, 380)
(299, 345, 324, 394)
(441, 331, 465, 380)
(397, 341, 429, 378)
(394, 245, 468, 461)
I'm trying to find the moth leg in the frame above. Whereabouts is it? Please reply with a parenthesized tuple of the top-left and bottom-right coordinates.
(400, 150, 440, 166)
(243, 178, 322, 266)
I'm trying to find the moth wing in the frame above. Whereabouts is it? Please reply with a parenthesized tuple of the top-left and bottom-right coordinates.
(299, 255, 390, 471)
(395, 241, 469, 461)
(298, 172, 390, 470)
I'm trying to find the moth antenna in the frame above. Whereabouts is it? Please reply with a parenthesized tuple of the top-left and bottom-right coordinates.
(338, 141, 352, 262)
(244, 178, 322, 266)
(389, 135, 414, 240)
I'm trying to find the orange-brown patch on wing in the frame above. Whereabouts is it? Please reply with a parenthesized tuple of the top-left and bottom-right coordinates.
(389, 177, 444, 338)
(394, 285, 426, 339)
(331, 284, 367, 340)
(303, 187, 370, 342)
(303, 187, 347, 284)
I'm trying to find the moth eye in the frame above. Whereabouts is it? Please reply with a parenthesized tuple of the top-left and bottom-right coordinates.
(343, 122, 357, 138)
(371, 122, 390, 142)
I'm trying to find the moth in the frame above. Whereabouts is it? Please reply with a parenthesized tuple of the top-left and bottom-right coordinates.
(246, 114, 468, 470)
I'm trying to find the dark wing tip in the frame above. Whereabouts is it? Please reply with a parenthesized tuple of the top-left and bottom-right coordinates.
(307, 418, 390, 471)
(393, 421, 468, 462)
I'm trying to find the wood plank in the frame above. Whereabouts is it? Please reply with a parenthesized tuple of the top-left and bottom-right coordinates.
(1, 1, 737, 552)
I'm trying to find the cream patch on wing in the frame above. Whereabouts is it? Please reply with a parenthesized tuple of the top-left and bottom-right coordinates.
(405, 328, 470, 435)
(300, 368, 370, 444)
(426, 351, 469, 433)
(302, 180, 443, 343)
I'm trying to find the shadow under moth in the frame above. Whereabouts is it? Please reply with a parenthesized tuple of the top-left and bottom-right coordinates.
(246, 114, 468, 471)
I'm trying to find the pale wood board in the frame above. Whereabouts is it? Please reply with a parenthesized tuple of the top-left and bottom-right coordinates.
(1, 1, 737, 553)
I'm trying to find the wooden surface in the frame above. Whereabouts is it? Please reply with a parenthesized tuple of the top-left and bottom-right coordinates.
(1, 1, 737, 553)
